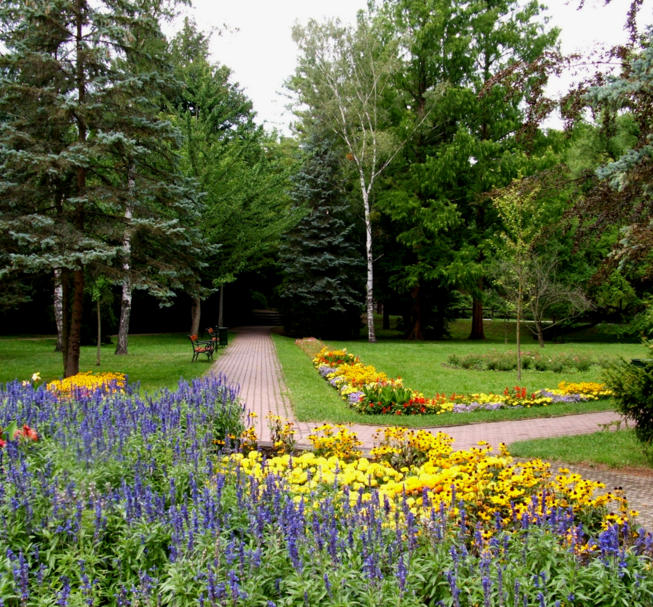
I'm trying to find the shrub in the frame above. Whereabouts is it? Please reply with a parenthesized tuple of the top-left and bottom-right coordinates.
(459, 353, 483, 369)
(534, 357, 550, 371)
(603, 354, 653, 463)
(574, 355, 592, 372)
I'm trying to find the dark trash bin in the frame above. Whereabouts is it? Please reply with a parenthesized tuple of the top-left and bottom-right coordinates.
(218, 327, 228, 348)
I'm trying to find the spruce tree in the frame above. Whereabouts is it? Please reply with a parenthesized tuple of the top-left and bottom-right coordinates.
(0, 0, 203, 375)
(279, 133, 364, 339)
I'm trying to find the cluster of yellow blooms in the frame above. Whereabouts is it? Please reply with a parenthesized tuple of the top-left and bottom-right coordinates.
(267, 413, 298, 454)
(554, 381, 614, 398)
(370, 426, 455, 468)
(225, 425, 635, 532)
(307, 424, 363, 462)
(329, 362, 390, 388)
(47, 371, 127, 398)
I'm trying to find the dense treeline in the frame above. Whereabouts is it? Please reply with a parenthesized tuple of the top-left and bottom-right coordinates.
(1, 0, 653, 373)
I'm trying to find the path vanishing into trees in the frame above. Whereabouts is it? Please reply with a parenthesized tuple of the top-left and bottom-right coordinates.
(210, 326, 653, 529)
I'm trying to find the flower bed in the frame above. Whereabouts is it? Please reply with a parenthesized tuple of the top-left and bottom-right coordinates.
(0, 379, 651, 606)
(312, 347, 613, 415)
(46, 370, 128, 397)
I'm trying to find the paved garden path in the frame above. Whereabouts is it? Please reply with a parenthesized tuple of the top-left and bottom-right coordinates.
(211, 326, 653, 529)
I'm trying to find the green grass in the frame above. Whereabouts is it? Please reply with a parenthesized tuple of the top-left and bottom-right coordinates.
(375, 315, 640, 344)
(0, 333, 232, 393)
(509, 430, 653, 470)
(272, 333, 616, 427)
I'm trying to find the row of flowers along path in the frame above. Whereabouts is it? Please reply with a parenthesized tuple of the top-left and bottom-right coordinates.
(209, 327, 653, 530)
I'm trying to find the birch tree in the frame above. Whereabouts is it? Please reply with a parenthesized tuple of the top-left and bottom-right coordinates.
(289, 16, 405, 343)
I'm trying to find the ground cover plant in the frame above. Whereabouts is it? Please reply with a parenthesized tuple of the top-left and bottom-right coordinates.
(1, 378, 652, 606)
(509, 429, 653, 471)
(273, 334, 616, 427)
(0, 333, 231, 392)
(447, 350, 597, 373)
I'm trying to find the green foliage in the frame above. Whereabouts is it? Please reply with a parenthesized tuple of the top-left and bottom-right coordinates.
(448, 350, 595, 373)
(573, 25, 653, 279)
(279, 132, 364, 339)
(373, 0, 561, 339)
(0, 0, 204, 375)
(603, 352, 653, 463)
(169, 19, 300, 292)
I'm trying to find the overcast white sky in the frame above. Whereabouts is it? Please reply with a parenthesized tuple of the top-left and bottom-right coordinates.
(173, 0, 653, 134)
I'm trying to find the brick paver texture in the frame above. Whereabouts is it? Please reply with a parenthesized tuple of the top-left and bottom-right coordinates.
(211, 326, 653, 530)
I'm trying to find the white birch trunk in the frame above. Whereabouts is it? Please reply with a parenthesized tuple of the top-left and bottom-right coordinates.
(115, 164, 135, 355)
(54, 269, 64, 352)
(362, 187, 376, 343)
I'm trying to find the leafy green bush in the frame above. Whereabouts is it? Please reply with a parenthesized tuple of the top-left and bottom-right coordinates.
(603, 349, 653, 463)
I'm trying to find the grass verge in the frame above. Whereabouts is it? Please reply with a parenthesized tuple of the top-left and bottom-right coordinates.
(509, 430, 653, 471)
(0, 333, 233, 393)
(272, 334, 614, 427)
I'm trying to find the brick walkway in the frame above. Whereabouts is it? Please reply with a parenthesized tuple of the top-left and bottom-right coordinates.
(211, 326, 653, 529)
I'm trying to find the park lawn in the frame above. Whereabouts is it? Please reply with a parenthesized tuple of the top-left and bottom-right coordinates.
(325, 337, 643, 396)
(509, 429, 653, 471)
(272, 333, 617, 428)
(0, 333, 231, 393)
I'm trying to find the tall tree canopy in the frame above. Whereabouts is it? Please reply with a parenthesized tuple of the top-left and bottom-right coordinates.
(170, 19, 299, 331)
(0, 0, 203, 375)
(375, 0, 560, 339)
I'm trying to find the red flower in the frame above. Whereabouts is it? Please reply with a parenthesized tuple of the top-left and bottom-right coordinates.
(14, 425, 38, 442)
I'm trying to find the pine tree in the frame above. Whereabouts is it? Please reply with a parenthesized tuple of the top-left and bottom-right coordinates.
(279, 133, 365, 339)
(0, 0, 203, 375)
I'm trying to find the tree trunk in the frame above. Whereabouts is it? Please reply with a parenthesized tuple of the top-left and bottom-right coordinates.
(65, 2, 86, 379)
(115, 164, 134, 355)
(516, 254, 522, 382)
(190, 296, 201, 335)
(535, 321, 545, 348)
(469, 297, 485, 340)
(362, 189, 376, 343)
(96, 299, 101, 366)
(218, 284, 224, 327)
(382, 301, 390, 330)
(54, 269, 64, 352)
(408, 285, 423, 340)
(61, 268, 70, 373)
(65, 268, 84, 377)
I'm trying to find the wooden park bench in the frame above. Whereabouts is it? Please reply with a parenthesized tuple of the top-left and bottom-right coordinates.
(189, 334, 214, 362)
